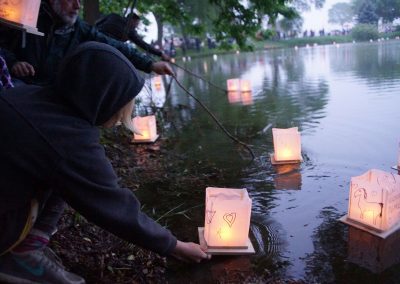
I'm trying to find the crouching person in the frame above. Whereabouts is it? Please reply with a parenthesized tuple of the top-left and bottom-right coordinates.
(0, 42, 208, 284)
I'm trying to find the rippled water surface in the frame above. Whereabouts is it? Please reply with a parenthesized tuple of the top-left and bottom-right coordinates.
(138, 41, 400, 282)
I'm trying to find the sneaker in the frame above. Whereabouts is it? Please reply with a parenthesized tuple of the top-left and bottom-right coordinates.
(0, 249, 85, 284)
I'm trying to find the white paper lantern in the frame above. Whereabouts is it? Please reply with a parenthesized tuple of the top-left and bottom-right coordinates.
(131, 115, 159, 143)
(0, 0, 40, 28)
(203, 187, 252, 248)
(271, 127, 302, 164)
(347, 169, 400, 233)
(226, 79, 240, 92)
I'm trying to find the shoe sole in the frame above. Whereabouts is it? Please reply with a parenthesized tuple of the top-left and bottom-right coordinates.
(0, 272, 40, 284)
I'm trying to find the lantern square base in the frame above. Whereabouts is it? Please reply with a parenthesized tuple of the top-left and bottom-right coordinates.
(131, 135, 159, 144)
(339, 215, 400, 239)
(0, 18, 43, 36)
(270, 153, 303, 165)
(198, 227, 255, 255)
(391, 165, 399, 171)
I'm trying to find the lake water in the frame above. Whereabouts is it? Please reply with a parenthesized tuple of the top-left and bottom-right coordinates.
(137, 41, 400, 282)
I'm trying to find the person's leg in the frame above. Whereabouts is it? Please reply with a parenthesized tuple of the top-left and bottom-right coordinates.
(0, 196, 85, 284)
(12, 195, 65, 253)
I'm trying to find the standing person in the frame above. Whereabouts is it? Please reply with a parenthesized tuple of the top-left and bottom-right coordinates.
(1, 0, 173, 86)
(0, 50, 13, 91)
(0, 42, 209, 284)
(96, 12, 171, 61)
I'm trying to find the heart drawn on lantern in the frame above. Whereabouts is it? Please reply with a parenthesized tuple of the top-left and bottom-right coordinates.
(206, 210, 216, 224)
(223, 213, 236, 227)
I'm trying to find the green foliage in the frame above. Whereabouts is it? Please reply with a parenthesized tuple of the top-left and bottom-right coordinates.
(352, 0, 400, 24)
(328, 2, 353, 27)
(351, 24, 379, 41)
(208, 0, 297, 47)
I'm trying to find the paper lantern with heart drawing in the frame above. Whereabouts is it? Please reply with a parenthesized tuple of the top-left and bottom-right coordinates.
(203, 187, 252, 248)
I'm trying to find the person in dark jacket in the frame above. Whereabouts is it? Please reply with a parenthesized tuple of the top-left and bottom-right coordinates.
(2, 0, 173, 86)
(0, 42, 208, 284)
(96, 12, 171, 61)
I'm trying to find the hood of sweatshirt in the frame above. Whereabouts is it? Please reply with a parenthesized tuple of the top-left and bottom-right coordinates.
(54, 41, 144, 126)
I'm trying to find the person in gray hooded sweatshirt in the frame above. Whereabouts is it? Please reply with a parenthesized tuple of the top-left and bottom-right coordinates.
(0, 42, 209, 284)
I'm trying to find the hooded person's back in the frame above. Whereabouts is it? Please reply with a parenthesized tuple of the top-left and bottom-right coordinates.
(0, 42, 177, 255)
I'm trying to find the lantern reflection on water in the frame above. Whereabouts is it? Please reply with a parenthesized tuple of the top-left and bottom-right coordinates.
(273, 164, 302, 190)
(271, 127, 302, 165)
(198, 187, 255, 255)
(0, 0, 41, 30)
(347, 226, 400, 273)
(131, 115, 159, 143)
(340, 169, 400, 238)
(227, 91, 241, 104)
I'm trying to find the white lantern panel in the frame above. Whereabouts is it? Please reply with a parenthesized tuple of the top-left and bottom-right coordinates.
(0, 0, 41, 27)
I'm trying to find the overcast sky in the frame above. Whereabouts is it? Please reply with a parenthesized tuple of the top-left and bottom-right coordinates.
(141, 0, 352, 42)
(302, 0, 352, 32)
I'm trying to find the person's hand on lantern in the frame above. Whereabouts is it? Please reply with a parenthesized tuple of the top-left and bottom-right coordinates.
(11, 61, 35, 77)
(161, 52, 171, 62)
(151, 61, 174, 76)
(170, 240, 211, 263)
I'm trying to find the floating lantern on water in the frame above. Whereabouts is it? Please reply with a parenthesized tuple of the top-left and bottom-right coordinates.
(170, 58, 176, 63)
(152, 76, 163, 91)
(236, 50, 240, 55)
(294, 46, 298, 50)
(271, 127, 302, 165)
(340, 169, 400, 237)
(0, 0, 40, 29)
(131, 115, 159, 143)
(240, 80, 252, 93)
(226, 79, 240, 92)
(182, 57, 186, 62)
(347, 226, 400, 273)
(213, 54, 218, 61)
(198, 187, 255, 254)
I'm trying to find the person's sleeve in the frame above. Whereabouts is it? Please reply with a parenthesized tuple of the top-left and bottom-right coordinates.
(84, 24, 155, 73)
(127, 30, 163, 57)
(52, 144, 177, 255)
